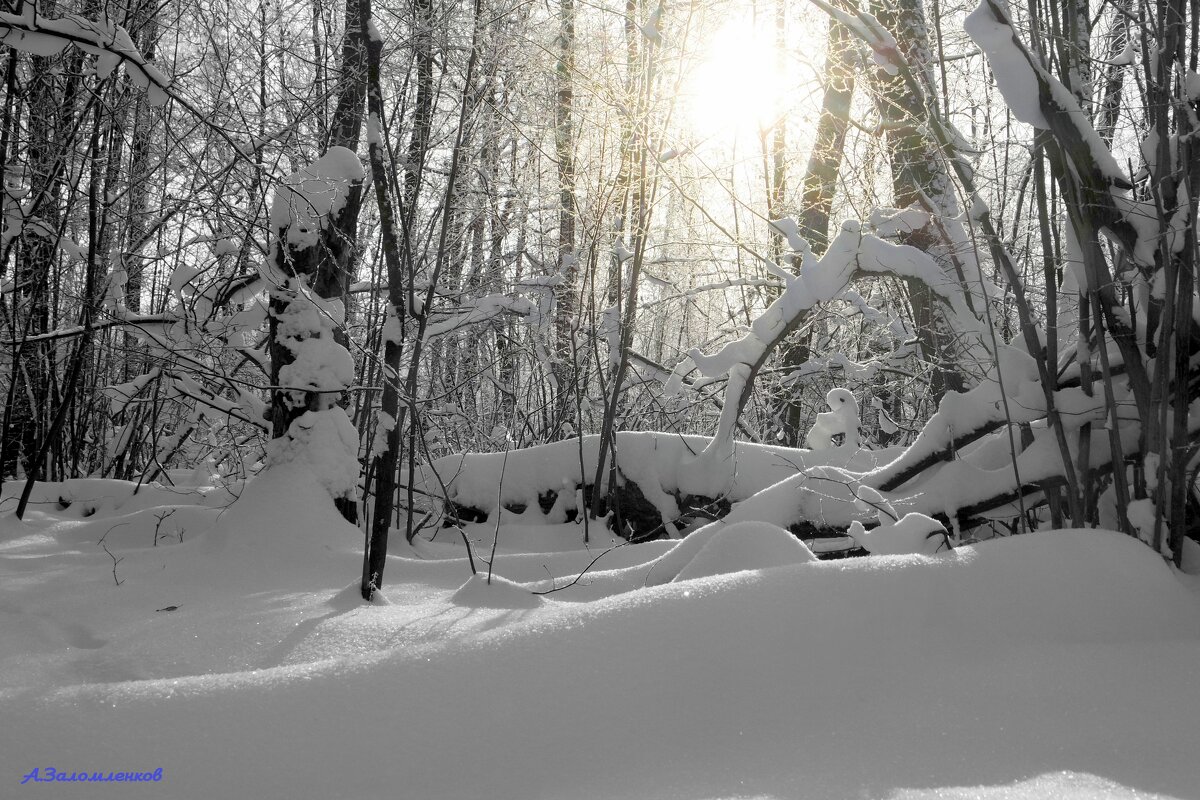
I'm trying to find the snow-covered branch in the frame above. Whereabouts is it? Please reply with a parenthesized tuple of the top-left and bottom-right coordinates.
(0, 7, 171, 105)
(669, 220, 988, 495)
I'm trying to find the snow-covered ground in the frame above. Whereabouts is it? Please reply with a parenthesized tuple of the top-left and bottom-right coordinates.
(2, 463, 1199, 799)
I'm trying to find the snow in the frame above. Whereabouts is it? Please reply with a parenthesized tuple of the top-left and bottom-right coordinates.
(0, 25, 67, 57)
(263, 147, 364, 286)
(1112, 40, 1136, 67)
(639, 3, 663, 45)
(266, 408, 360, 500)
(964, 0, 1047, 128)
(103, 369, 160, 416)
(2, 465, 1200, 798)
(848, 512, 948, 555)
(277, 334, 356, 399)
(805, 387, 861, 450)
(415, 431, 899, 529)
(0, 9, 171, 105)
(381, 304, 403, 345)
(814, 1, 900, 77)
(422, 293, 540, 339)
(1183, 538, 1200, 575)
(259, 151, 362, 500)
(268, 147, 364, 236)
(421, 383, 1155, 542)
(599, 303, 621, 365)
(966, 0, 1130, 190)
(673, 220, 987, 495)
(450, 573, 543, 609)
(370, 411, 396, 458)
(1187, 71, 1200, 103)
(670, 520, 817, 582)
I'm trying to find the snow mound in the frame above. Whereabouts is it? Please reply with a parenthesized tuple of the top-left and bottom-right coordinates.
(115, 461, 362, 598)
(199, 461, 359, 558)
(849, 512, 949, 555)
(450, 573, 543, 609)
(673, 520, 816, 582)
(641, 520, 728, 585)
(328, 581, 389, 609)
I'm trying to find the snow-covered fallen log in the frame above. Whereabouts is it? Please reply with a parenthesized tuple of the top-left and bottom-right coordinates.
(411, 432, 899, 540)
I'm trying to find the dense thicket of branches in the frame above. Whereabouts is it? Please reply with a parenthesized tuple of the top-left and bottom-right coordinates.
(2, 0, 1197, 591)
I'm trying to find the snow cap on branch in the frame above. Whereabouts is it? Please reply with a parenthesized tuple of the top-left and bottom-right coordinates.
(263, 147, 365, 286)
(0, 8, 172, 105)
(806, 389, 860, 451)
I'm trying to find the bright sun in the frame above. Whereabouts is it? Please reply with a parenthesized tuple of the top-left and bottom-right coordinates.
(683, 18, 785, 141)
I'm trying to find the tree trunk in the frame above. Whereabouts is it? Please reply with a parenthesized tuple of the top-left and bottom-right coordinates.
(869, 0, 968, 400)
(361, 0, 409, 599)
(778, 17, 857, 446)
(363, 0, 451, 597)
(552, 0, 579, 431)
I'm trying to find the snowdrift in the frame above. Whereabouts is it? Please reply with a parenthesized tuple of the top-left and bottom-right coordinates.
(3, 464, 1199, 800)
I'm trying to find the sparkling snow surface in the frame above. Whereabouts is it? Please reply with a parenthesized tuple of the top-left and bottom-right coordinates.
(2, 464, 1199, 800)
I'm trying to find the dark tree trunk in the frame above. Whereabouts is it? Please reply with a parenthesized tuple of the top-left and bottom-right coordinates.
(778, 18, 857, 446)
(869, 0, 968, 401)
(363, 0, 436, 597)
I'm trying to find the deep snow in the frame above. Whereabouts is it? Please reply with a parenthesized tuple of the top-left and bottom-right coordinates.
(2, 463, 1199, 800)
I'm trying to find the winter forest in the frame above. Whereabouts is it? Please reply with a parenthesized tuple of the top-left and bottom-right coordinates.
(3, 0, 1200, 796)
